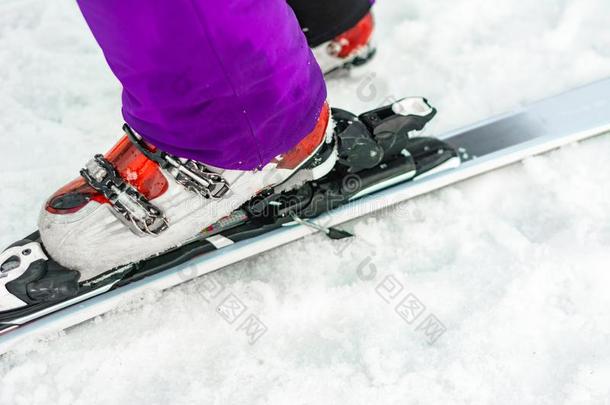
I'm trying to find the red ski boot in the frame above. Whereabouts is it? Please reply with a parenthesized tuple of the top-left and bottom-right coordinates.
(312, 12, 376, 75)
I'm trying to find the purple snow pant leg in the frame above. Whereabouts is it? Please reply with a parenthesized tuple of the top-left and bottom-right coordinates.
(76, 0, 327, 170)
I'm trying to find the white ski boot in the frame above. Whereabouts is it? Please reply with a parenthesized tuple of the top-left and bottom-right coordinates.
(38, 104, 335, 279)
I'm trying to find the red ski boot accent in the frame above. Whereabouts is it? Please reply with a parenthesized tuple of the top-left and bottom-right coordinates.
(46, 135, 169, 215)
(333, 12, 374, 59)
(276, 103, 330, 170)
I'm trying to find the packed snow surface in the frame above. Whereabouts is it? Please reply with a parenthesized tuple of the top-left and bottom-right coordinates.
(2, 0, 610, 404)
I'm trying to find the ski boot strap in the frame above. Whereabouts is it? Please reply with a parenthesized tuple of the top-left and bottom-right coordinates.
(80, 125, 230, 238)
(123, 124, 230, 200)
(81, 155, 169, 237)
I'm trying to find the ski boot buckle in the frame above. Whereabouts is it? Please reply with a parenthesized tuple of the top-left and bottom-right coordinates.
(81, 155, 170, 237)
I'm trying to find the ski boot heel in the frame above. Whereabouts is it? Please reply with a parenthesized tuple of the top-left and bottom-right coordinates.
(247, 97, 460, 224)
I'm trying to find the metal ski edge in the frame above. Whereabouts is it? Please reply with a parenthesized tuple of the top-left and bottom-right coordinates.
(1, 79, 610, 355)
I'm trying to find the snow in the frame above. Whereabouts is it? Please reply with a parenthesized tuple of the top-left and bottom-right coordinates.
(2, 0, 610, 403)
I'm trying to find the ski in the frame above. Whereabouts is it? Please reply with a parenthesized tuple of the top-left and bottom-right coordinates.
(1, 78, 610, 354)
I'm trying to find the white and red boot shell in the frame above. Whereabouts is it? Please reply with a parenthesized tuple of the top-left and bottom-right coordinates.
(39, 104, 335, 279)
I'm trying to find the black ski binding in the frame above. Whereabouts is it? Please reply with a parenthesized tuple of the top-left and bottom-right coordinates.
(0, 238, 80, 311)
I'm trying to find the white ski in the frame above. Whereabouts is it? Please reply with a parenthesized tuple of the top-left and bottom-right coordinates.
(1, 78, 610, 355)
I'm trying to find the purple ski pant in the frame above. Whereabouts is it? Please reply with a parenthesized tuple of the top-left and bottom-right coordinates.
(76, 0, 327, 170)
